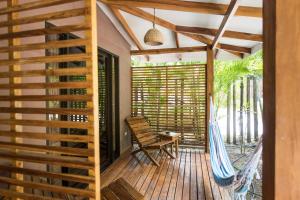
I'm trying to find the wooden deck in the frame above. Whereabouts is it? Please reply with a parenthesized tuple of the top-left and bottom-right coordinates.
(101, 148, 230, 200)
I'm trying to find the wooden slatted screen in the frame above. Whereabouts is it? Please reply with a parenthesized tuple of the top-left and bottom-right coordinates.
(131, 65, 207, 146)
(0, 0, 99, 199)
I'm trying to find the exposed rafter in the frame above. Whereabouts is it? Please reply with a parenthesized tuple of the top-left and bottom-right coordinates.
(176, 25, 262, 42)
(115, 6, 251, 54)
(109, 6, 143, 50)
(212, 0, 240, 49)
(100, 0, 262, 18)
(109, 6, 149, 60)
(131, 46, 207, 55)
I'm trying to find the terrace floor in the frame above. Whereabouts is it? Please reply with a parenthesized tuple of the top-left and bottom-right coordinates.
(101, 147, 230, 200)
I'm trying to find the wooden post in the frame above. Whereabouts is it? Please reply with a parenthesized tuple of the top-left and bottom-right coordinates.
(246, 76, 251, 143)
(175, 79, 178, 131)
(166, 66, 169, 130)
(226, 84, 231, 143)
(239, 77, 244, 146)
(8, 0, 23, 196)
(180, 78, 184, 142)
(233, 82, 237, 144)
(206, 46, 214, 153)
(263, 0, 300, 199)
(85, 0, 100, 199)
(141, 82, 144, 116)
(253, 77, 258, 141)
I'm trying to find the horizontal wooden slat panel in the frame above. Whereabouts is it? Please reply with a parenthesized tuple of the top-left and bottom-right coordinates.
(0, 141, 94, 156)
(0, 131, 93, 142)
(0, 81, 91, 89)
(0, 53, 90, 66)
(0, 0, 97, 198)
(0, 39, 88, 53)
(0, 151, 94, 169)
(0, 24, 89, 40)
(0, 189, 62, 200)
(0, 119, 92, 129)
(132, 64, 206, 146)
(0, 165, 94, 184)
(0, 107, 92, 115)
(0, 177, 95, 198)
(0, 0, 82, 15)
(1, 167, 92, 185)
(0, 7, 88, 28)
(0, 94, 92, 101)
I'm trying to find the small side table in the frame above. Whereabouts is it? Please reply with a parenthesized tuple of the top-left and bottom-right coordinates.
(158, 131, 180, 157)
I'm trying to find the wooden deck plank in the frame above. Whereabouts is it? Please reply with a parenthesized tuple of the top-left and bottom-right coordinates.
(101, 148, 225, 200)
(158, 154, 176, 200)
(166, 150, 183, 200)
(182, 148, 191, 200)
(127, 154, 147, 185)
(190, 149, 198, 200)
(145, 154, 170, 199)
(150, 154, 172, 200)
(201, 153, 214, 200)
(139, 154, 167, 195)
(196, 149, 205, 200)
(135, 152, 160, 190)
(174, 148, 187, 200)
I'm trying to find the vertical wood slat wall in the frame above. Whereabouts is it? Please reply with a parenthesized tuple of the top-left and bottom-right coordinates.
(131, 65, 207, 146)
(0, 0, 99, 199)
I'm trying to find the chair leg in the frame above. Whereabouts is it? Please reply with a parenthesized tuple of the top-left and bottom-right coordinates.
(162, 146, 175, 159)
(143, 149, 160, 166)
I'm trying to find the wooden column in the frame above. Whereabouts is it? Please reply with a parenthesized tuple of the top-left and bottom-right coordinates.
(206, 46, 214, 152)
(8, 0, 23, 196)
(85, 0, 100, 199)
(263, 0, 300, 199)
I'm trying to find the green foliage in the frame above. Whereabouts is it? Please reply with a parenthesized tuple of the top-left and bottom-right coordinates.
(131, 50, 263, 112)
(214, 50, 263, 110)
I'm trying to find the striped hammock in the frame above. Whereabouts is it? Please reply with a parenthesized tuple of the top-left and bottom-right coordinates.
(209, 99, 262, 200)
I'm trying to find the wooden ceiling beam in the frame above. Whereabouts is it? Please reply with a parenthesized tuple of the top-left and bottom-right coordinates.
(109, 7, 143, 50)
(116, 6, 251, 54)
(212, 0, 241, 49)
(109, 7, 149, 60)
(131, 46, 207, 55)
(100, 0, 262, 18)
(176, 25, 262, 42)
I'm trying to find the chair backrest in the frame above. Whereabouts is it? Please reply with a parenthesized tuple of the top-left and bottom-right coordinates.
(125, 116, 159, 147)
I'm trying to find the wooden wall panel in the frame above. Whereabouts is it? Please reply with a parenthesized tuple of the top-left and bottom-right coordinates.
(0, 0, 99, 199)
(131, 65, 207, 146)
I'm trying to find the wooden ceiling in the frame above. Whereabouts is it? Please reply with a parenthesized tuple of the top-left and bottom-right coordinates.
(99, 0, 262, 58)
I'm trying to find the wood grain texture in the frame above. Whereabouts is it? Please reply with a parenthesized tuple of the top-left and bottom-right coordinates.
(176, 25, 262, 42)
(212, 0, 240, 48)
(118, 6, 252, 54)
(100, 149, 224, 199)
(263, 0, 300, 199)
(0, 0, 98, 199)
(101, 0, 262, 18)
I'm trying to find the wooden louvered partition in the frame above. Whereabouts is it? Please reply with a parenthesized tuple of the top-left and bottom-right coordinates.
(0, 0, 99, 199)
(131, 65, 207, 146)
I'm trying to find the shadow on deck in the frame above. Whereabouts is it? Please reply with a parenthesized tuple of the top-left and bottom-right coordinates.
(101, 148, 230, 200)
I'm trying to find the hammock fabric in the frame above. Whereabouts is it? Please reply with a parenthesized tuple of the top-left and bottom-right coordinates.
(209, 99, 262, 199)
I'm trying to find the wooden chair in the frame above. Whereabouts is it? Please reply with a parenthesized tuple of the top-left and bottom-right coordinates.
(125, 116, 175, 166)
(101, 178, 144, 200)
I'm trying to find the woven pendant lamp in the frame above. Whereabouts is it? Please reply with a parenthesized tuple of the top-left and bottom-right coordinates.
(144, 9, 164, 46)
